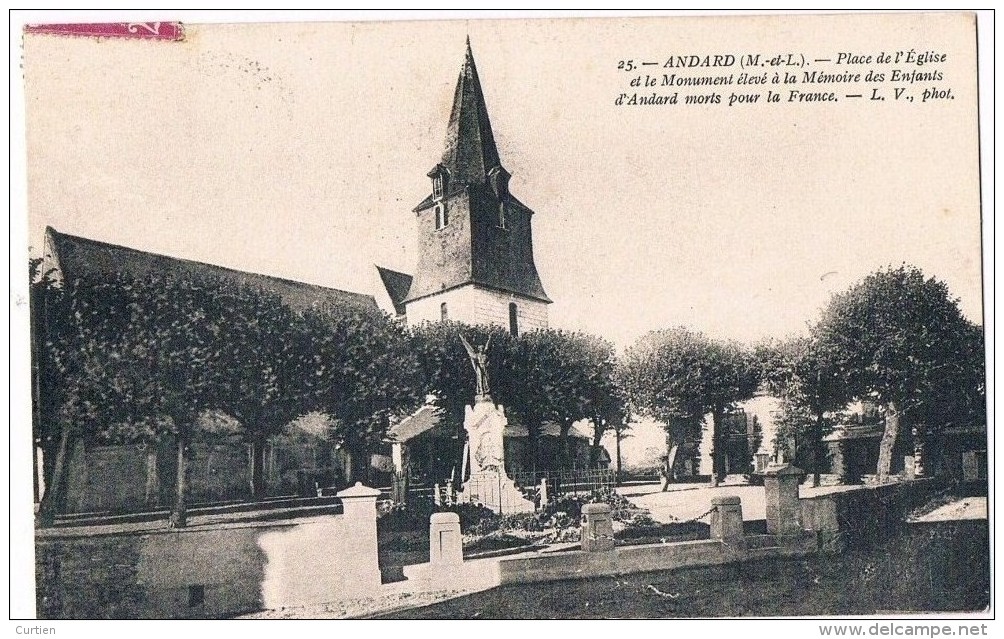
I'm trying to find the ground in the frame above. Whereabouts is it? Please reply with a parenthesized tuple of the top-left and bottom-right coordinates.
(911, 496, 987, 522)
(376, 519, 990, 619)
(619, 478, 867, 523)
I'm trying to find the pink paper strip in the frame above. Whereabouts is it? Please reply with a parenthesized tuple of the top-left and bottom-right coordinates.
(24, 22, 184, 41)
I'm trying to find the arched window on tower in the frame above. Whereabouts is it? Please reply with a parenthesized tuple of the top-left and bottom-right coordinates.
(508, 302, 519, 337)
(441, 302, 449, 322)
(435, 202, 449, 230)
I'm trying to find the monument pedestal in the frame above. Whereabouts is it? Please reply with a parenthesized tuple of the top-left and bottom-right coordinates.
(462, 471, 535, 514)
(457, 399, 535, 514)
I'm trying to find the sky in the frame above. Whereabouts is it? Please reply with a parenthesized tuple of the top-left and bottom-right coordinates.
(20, 13, 984, 348)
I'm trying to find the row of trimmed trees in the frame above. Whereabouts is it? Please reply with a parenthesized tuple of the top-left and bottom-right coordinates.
(760, 266, 985, 484)
(30, 264, 626, 527)
(31, 261, 985, 526)
(32, 264, 423, 527)
(621, 265, 985, 487)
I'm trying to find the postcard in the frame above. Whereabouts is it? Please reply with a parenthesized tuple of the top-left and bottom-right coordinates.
(12, 10, 990, 626)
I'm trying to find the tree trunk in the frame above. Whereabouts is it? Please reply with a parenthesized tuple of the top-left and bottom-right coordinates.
(37, 423, 72, 527)
(144, 445, 160, 507)
(526, 421, 541, 477)
(614, 427, 622, 484)
(912, 423, 925, 478)
(168, 434, 188, 528)
(876, 401, 900, 482)
(33, 444, 41, 504)
(347, 442, 369, 484)
(590, 421, 604, 467)
(344, 450, 353, 486)
(41, 437, 58, 504)
(250, 432, 267, 500)
(558, 421, 572, 473)
(710, 409, 724, 487)
(812, 410, 825, 487)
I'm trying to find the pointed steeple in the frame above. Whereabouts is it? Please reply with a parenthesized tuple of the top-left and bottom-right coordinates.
(403, 38, 552, 310)
(440, 38, 502, 185)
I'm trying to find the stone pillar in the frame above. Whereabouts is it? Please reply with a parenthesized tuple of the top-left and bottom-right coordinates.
(962, 451, 980, 481)
(391, 442, 408, 504)
(539, 478, 549, 508)
(710, 496, 744, 540)
(429, 512, 463, 566)
(391, 472, 407, 504)
(335, 482, 383, 591)
(763, 462, 804, 535)
(902, 455, 915, 480)
(581, 503, 615, 552)
(800, 495, 843, 553)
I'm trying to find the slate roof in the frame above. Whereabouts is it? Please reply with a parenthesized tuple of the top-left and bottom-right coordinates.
(440, 37, 502, 186)
(375, 265, 413, 316)
(387, 404, 445, 442)
(45, 227, 380, 315)
(405, 39, 550, 307)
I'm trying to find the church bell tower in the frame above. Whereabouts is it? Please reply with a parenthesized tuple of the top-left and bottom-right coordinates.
(399, 38, 551, 336)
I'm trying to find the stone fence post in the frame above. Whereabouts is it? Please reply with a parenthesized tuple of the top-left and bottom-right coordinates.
(710, 496, 744, 540)
(336, 482, 383, 590)
(581, 503, 615, 552)
(764, 462, 804, 535)
(430, 512, 463, 567)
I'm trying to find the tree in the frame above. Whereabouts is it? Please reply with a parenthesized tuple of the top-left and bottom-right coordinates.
(304, 307, 423, 484)
(756, 336, 848, 486)
(588, 382, 627, 468)
(106, 274, 236, 527)
(33, 270, 146, 526)
(621, 328, 760, 486)
(505, 329, 620, 475)
(409, 321, 513, 426)
(814, 265, 985, 481)
(411, 321, 527, 479)
(914, 320, 985, 475)
(549, 331, 620, 473)
(210, 284, 312, 499)
(30, 257, 61, 507)
(610, 418, 632, 481)
(410, 323, 622, 477)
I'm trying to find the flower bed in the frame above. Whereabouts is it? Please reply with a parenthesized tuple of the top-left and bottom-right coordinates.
(377, 487, 697, 555)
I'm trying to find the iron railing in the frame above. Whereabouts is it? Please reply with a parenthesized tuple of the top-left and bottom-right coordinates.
(511, 469, 616, 497)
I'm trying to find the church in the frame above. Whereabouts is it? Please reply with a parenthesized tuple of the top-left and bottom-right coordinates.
(376, 38, 551, 337)
(33, 38, 584, 515)
(378, 40, 596, 496)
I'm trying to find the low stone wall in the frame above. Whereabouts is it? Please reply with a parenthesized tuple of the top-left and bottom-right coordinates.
(36, 533, 147, 618)
(800, 478, 943, 550)
(494, 532, 817, 585)
(497, 540, 724, 585)
(490, 478, 941, 586)
(36, 484, 381, 619)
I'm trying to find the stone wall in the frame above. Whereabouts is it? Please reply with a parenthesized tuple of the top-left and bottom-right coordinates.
(35, 485, 381, 619)
(408, 191, 474, 301)
(416, 479, 954, 593)
(495, 533, 817, 585)
(58, 436, 342, 514)
(406, 284, 548, 333)
(800, 478, 944, 550)
(36, 533, 147, 619)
